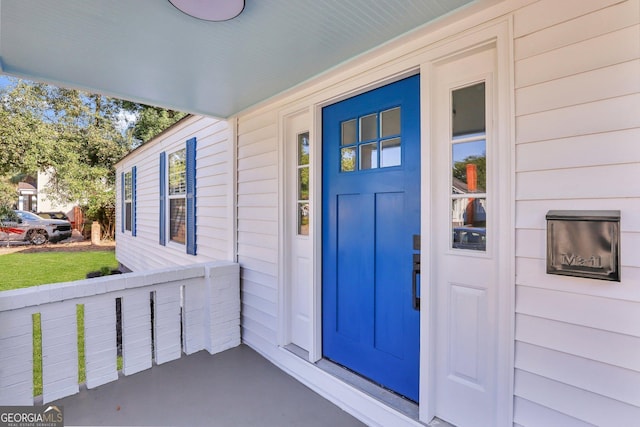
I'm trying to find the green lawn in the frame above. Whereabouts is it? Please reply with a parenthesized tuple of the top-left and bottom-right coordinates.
(0, 250, 120, 396)
(0, 251, 118, 291)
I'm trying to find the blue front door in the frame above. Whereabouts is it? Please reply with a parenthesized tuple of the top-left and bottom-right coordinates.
(322, 75, 421, 401)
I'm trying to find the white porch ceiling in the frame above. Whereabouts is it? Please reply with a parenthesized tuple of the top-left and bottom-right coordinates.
(0, 0, 476, 118)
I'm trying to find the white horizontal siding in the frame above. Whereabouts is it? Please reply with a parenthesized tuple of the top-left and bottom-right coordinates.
(236, 111, 280, 351)
(514, 397, 598, 427)
(514, 369, 640, 426)
(116, 115, 233, 272)
(514, 1, 640, 425)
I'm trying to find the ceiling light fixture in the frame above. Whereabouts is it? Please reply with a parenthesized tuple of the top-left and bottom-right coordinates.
(169, 0, 245, 22)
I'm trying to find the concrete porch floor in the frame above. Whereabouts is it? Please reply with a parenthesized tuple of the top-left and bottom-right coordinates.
(53, 344, 365, 427)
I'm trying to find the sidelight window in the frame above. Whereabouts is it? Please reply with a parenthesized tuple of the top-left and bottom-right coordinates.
(451, 82, 487, 252)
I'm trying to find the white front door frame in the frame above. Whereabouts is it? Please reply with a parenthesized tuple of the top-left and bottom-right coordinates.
(276, 17, 515, 427)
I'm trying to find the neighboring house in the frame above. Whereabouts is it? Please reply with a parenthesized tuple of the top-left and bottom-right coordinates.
(14, 173, 81, 230)
(36, 170, 82, 230)
(5, 1, 640, 426)
(16, 180, 37, 212)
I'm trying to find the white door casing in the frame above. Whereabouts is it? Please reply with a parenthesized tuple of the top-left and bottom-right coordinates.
(284, 111, 313, 351)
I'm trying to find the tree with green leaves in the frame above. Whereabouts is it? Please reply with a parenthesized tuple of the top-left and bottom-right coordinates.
(452, 154, 486, 192)
(0, 78, 186, 239)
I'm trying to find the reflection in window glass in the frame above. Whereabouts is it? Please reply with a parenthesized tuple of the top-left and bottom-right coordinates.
(381, 138, 401, 167)
(452, 140, 486, 194)
(168, 149, 186, 195)
(452, 82, 485, 137)
(360, 114, 377, 141)
(452, 197, 486, 251)
(381, 107, 401, 137)
(297, 132, 310, 235)
(451, 82, 487, 252)
(359, 142, 378, 170)
(298, 202, 309, 235)
(298, 133, 310, 165)
(342, 120, 356, 146)
(168, 149, 187, 245)
(124, 171, 132, 232)
(341, 147, 356, 172)
(339, 107, 402, 173)
(298, 168, 309, 201)
(169, 198, 186, 244)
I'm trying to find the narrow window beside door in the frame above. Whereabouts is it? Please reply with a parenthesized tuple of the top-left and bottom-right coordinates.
(297, 132, 310, 235)
(451, 82, 487, 251)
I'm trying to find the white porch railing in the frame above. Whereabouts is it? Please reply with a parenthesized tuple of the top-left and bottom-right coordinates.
(0, 262, 240, 405)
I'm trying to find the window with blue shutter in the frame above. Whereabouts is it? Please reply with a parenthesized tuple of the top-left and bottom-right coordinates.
(186, 137, 197, 255)
(123, 170, 134, 233)
(131, 166, 137, 237)
(121, 172, 125, 233)
(159, 152, 167, 246)
(160, 139, 196, 255)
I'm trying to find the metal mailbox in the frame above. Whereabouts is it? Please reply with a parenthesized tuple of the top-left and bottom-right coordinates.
(546, 210, 620, 282)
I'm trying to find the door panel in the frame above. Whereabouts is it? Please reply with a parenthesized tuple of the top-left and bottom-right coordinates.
(322, 75, 420, 401)
(285, 112, 312, 351)
(432, 46, 498, 426)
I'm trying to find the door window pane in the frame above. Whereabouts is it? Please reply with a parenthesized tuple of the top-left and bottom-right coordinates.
(341, 120, 356, 146)
(338, 108, 403, 172)
(360, 114, 377, 141)
(359, 142, 378, 170)
(298, 132, 310, 165)
(298, 168, 309, 200)
(341, 147, 356, 172)
(381, 107, 401, 137)
(381, 138, 401, 167)
(452, 140, 486, 194)
(452, 82, 485, 137)
(298, 202, 309, 236)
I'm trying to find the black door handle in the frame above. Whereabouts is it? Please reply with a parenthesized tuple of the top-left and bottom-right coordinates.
(412, 253, 420, 310)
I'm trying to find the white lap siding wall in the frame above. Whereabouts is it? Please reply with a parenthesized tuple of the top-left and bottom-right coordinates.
(235, 110, 280, 349)
(116, 115, 235, 271)
(512, 1, 640, 426)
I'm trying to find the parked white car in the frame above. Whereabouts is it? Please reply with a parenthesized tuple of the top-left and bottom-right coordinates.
(0, 210, 73, 245)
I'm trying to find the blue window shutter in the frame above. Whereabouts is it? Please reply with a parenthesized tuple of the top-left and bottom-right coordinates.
(132, 166, 137, 237)
(186, 137, 197, 255)
(159, 152, 166, 246)
(121, 171, 125, 234)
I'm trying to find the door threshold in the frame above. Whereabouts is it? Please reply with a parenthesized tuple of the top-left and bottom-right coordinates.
(282, 345, 455, 426)
(315, 358, 419, 421)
